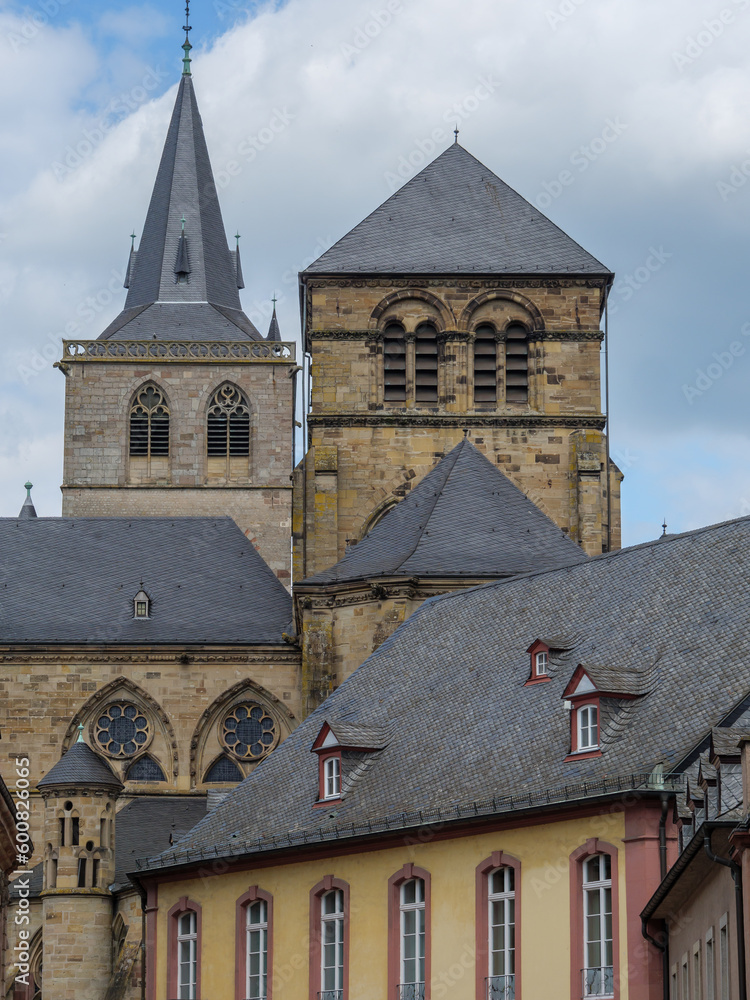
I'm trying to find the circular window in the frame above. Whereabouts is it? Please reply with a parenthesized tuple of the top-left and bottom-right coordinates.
(94, 703, 151, 758)
(220, 703, 278, 760)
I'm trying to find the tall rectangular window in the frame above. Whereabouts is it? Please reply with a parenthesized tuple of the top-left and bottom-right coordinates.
(505, 324, 529, 403)
(383, 325, 406, 402)
(582, 855, 613, 997)
(177, 911, 197, 1000)
(321, 888, 344, 998)
(473, 326, 497, 404)
(682, 956, 690, 1000)
(400, 878, 425, 999)
(719, 918, 729, 1000)
(488, 866, 515, 999)
(577, 705, 599, 751)
(246, 899, 268, 1000)
(706, 929, 715, 1000)
(414, 324, 438, 403)
(693, 942, 702, 1000)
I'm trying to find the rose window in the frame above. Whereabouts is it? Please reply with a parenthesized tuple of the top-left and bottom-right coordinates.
(94, 703, 151, 758)
(221, 704, 278, 760)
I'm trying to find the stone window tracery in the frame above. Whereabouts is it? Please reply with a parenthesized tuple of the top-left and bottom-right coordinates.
(94, 702, 151, 758)
(129, 383, 169, 457)
(207, 384, 250, 457)
(220, 703, 278, 761)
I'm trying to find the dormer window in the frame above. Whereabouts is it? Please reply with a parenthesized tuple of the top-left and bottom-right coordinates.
(577, 705, 599, 751)
(133, 590, 150, 619)
(311, 720, 391, 806)
(525, 640, 551, 685)
(324, 756, 341, 799)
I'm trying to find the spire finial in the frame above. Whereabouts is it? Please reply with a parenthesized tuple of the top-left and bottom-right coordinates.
(130, 231, 137, 248)
(271, 293, 278, 311)
(235, 231, 241, 245)
(181, 215, 186, 232)
(24, 481, 33, 498)
(182, 0, 192, 76)
(661, 518, 668, 537)
(454, 127, 459, 144)
(76, 723, 85, 744)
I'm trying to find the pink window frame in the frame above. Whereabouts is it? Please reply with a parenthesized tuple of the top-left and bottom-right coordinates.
(167, 896, 202, 1000)
(235, 886, 273, 1000)
(475, 852, 521, 1000)
(308, 875, 350, 1000)
(387, 863, 432, 1000)
(569, 839, 620, 1000)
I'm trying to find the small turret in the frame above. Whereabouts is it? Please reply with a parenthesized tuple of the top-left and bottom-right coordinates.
(37, 726, 122, 1000)
(267, 297, 281, 342)
(18, 482, 37, 519)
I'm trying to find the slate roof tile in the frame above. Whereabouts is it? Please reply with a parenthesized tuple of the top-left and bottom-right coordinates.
(37, 740, 123, 791)
(304, 144, 611, 276)
(0, 517, 291, 645)
(140, 514, 750, 870)
(300, 439, 587, 586)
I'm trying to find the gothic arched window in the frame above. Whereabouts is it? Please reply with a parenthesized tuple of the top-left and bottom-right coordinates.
(473, 325, 498, 405)
(207, 382, 250, 473)
(415, 323, 438, 403)
(505, 324, 529, 403)
(129, 383, 169, 457)
(383, 323, 406, 402)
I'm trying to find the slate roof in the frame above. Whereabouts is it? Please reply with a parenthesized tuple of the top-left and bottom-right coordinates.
(321, 722, 394, 750)
(18, 483, 36, 519)
(303, 144, 611, 277)
(710, 726, 748, 758)
(0, 517, 291, 644)
(578, 663, 654, 697)
(101, 74, 261, 342)
(138, 514, 750, 872)
(300, 439, 588, 586)
(266, 306, 281, 342)
(37, 740, 123, 791)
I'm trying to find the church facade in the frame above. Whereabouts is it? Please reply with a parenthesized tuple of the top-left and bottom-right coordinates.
(2, 24, 623, 1000)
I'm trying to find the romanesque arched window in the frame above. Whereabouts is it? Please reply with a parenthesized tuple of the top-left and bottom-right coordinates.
(505, 324, 529, 403)
(415, 323, 438, 403)
(207, 384, 250, 457)
(474, 325, 498, 405)
(383, 323, 406, 402)
(129, 383, 169, 457)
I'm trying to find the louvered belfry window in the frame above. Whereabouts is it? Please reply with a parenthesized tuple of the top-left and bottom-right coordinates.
(474, 325, 497, 404)
(207, 384, 250, 457)
(383, 323, 406, 401)
(505, 324, 529, 403)
(415, 323, 438, 403)
(129, 384, 169, 457)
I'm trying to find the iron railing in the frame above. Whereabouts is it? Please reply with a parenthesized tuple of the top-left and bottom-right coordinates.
(317, 992, 343, 1000)
(486, 974, 515, 999)
(398, 984, 425, 1000)
(138, 772, 684, 872)
(582, 966, 614, 997)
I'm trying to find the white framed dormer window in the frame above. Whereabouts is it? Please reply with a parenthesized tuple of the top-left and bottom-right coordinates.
(324, 756, 341, 800)
(535, 651, 548, 676)
(133, 589, 150, 619)
(577, 705, 599, 751)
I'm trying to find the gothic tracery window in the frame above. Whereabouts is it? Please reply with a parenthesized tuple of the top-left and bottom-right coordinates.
(207, 384, 250, 457)
(129, 383, 169, 457)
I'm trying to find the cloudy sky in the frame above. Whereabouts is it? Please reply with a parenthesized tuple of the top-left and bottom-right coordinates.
(1, 0, 749, 547)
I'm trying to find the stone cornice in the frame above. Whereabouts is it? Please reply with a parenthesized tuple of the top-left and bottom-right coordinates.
(310, 328, 604, 343)
(294, 575, 495, 609)
(307, 413, 607, 430)
(59, 339, 296, 365)
(303, 276, 609, 289)
(0, 645, 300, 664)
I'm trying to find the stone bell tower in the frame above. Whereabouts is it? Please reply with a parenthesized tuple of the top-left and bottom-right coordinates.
(295, 142, 622, 580)
(57, 36, 297, 583)
(37, 730, 123, 1000)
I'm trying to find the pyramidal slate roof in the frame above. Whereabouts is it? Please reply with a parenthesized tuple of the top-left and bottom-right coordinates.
(37, 739, 123, 791)
(0, 517, 291, 644)
(266, 305, 281, 342)
(138, 515, 750, 871)
(300, 438, 587, 585)
(303, 143, 611, 276)
(100, 75, 261, 342)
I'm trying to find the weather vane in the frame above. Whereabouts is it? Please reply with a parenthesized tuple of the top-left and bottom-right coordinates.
(182, 0, 192, 76)
(454, 126, 459, 144)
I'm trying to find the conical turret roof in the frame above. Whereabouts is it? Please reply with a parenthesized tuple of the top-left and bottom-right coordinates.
(100, 75, 261, 342)
(304, 143, 611, 277)
(266, 304, 281, 342)
(38, 738, 123, 791)
(300, 439, 588, 585)
(18, 482, 37, 519)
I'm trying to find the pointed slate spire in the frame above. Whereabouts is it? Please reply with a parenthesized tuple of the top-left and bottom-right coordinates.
(266, 296, 281, 342)
(234, 232, 245, 289)
(18, 482, 37, 519)
(100, 71, 261, 342)
(124, 232, 137, 289)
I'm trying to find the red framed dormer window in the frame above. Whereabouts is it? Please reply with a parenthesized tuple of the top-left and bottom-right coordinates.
(563, 666, 603, 761)
(525, 640, 551, 685)
(311, 723, 343, 805)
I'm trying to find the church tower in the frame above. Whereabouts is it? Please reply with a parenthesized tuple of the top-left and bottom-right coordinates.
(37, 731, 123, 1000)
(58, 26, 297, 583)
(295, 142, 621, 578)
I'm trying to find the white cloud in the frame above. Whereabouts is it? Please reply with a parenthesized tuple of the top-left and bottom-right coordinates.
(2, 0, 750, 545)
